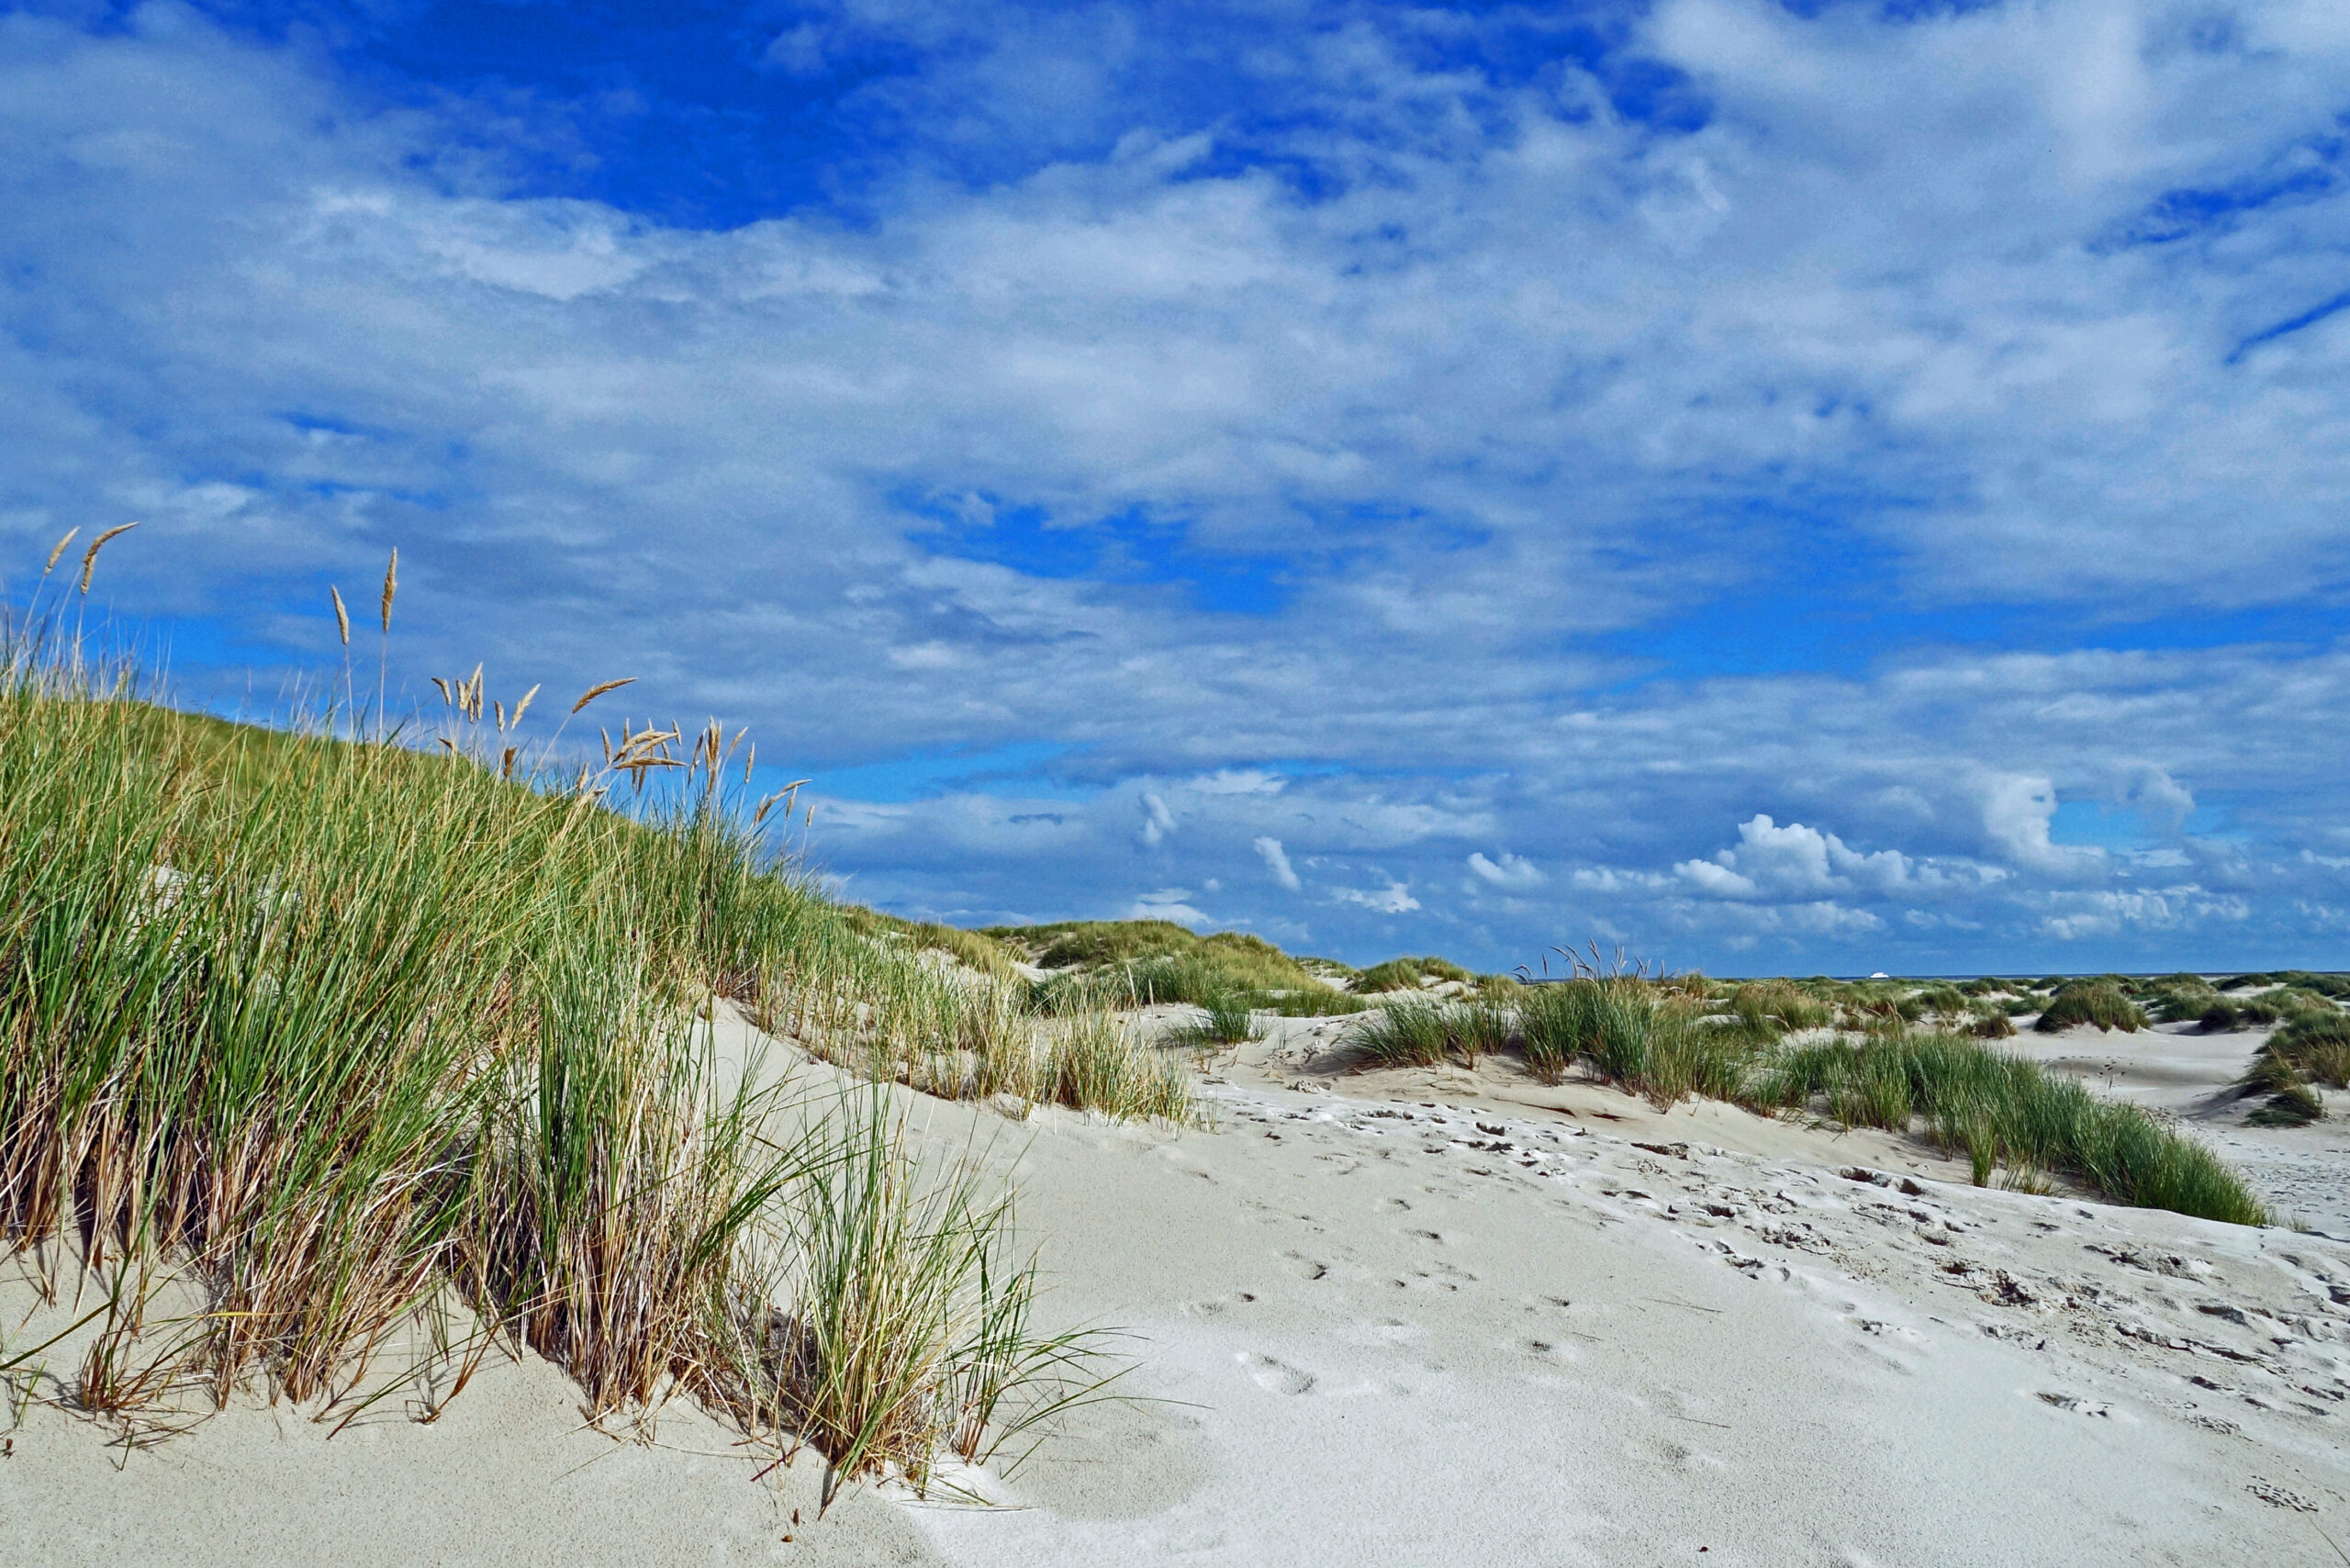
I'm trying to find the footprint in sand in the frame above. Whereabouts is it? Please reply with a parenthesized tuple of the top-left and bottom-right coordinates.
(2035, 1392, 2112, 1417)
(1240, 1353, 1315, 1394)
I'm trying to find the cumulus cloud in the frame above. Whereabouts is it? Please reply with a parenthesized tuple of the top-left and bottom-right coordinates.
(1674, 815, 1926, 901)
(1129, 888, 1212, 927)
(1468, 851, 1545, 890)
(2122, 767, 2196, 835)
(1675, 857, 1759, 899)
(1334, 881, 1420, 915)
(1978, 775, 2099, 875)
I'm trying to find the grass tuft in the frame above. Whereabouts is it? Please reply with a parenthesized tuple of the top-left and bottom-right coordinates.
(1353, 956, 1472, 993)
(1970, 1010, 2018, 1040)
(0, 614, 1125, 1489)
(1511, 968, 2267, 1226)
(2268, 1012, 2350, 1087)
(1348, 999, 1510, 1071)
(1166, 995, 1264, 1049)
(2032, 980, 2149, 1034)
(1728, 980, 1832, 1036)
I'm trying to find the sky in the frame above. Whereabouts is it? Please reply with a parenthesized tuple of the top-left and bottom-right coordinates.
(6, 0, 2350, 975)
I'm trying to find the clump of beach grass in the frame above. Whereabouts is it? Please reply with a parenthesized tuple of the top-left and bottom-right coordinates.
(1022, 943, 1367, 1020)
(2138, 976, 2221, 1025)
(1727, 980, 1832, 1036)
(2244, 1080, 2323, 1127)
(1352, 955, 1473, 993)
(1913, 983, 1970, 1020)
(1748, 1031, 2266, 1223)
(0, 563, 1120, 1493)
(748, 905, 1188, 1125)
(1348, 998, 1510, 1070)
(2230, 1011, 2349, 1127)
(2033, 980, 2149, 1034)
(1511, 959, 2267, 1226)
(2267, 1011, 2350, 1086)
(1517, 976, 1689, 1091)
(1037, 1014, 1193, 1121)
(749, 1092, 1100, 1498)
(1165, 994, 1265, 1051)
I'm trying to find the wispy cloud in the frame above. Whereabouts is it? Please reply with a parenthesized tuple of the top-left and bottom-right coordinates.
(1254, 836, 1302, 891)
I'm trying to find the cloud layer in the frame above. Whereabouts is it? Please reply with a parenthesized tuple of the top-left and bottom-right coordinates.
(5, 2, 2350, 970)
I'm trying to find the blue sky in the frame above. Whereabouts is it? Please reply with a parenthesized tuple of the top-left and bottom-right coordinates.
(7, 0, 2350, 974)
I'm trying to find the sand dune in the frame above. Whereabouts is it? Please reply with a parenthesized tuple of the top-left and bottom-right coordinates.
(6, 1007, 2348, 1565)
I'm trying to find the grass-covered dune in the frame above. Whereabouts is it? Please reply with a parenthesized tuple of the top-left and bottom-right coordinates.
(982, 918, 1522, 1021)
(917, 930, 2344, 1159)
(1340, 971, 2274, 1226)
(948, 924, 2316, 1225)
(0, 634, 1185, 1490)
(985, 918, 1374, 1018)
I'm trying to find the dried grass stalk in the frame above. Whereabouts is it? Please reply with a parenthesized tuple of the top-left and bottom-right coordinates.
(77, 521, 140, 594)
(571, 678, 635, 714)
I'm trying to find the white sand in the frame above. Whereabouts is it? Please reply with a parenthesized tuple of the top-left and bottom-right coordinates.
(1999, 1017, 2350, 1239)
(6, 1007, 2348, 1565)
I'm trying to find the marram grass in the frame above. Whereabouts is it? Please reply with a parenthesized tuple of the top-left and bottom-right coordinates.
(0, 628, 1150, 1493)
(1348, 998, 1512, 1070)
(1514, 977, 2267, 1226)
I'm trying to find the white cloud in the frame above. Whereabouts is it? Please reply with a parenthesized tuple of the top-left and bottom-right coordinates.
(1137, 791, 1177, 846)
(1978, 774, 2099, 874)
(1129, 888, 1212, 928)
(2122, 766, 2196, 834)
(1467, 851, 1545, 890)
(1253, 835, 1301, 891)
(1673, 857, 1759, 899)
(1333, 881, 1419, 915)
(1674, 814, 1928, 901)
(1194, 770, 1286, 796)
(2037, 884, 2253, 942)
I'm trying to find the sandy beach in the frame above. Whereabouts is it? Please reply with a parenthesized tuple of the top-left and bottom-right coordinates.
(7, 1003, 2347, 1567)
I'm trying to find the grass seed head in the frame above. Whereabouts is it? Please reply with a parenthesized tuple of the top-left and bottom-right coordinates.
(571, 678, 635, 715)
(78, 521, 140, 594)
